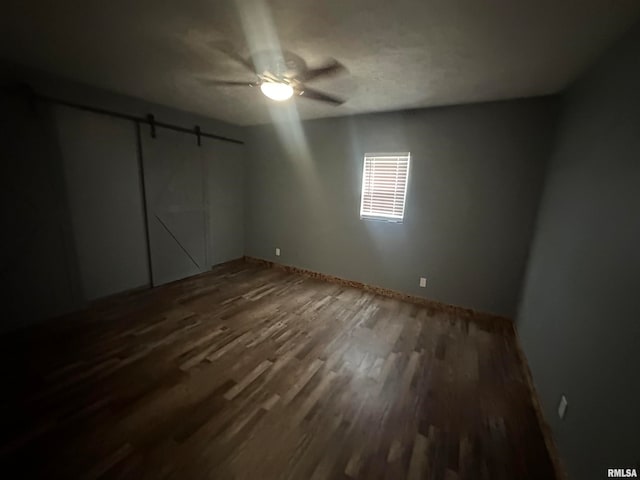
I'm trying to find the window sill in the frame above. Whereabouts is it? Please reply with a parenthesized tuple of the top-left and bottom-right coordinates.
(360, 216, 404, 224)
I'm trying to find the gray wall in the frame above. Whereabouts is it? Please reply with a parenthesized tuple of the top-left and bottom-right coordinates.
(516, 22, 640, 480)
(0, 63, 246, 331)
(245, 99, 558, 317)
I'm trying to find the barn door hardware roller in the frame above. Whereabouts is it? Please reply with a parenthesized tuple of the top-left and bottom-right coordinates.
(147, 114, 156, 138)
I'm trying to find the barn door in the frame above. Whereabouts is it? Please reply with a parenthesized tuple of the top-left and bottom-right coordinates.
(141, 127, 208, 286)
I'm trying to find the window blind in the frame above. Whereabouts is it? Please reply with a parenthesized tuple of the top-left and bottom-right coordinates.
(359, 153, 410, 222)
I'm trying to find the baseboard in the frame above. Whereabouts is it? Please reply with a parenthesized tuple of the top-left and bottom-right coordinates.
(512, 329, 568, 480)
(243, 255, 512, 332)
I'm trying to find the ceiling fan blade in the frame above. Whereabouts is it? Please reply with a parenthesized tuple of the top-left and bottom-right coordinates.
(198, 78, 259, 87)
(298, 86, 345, 105)
(298, 60, 347, 83)
(210, 42, 257, 74)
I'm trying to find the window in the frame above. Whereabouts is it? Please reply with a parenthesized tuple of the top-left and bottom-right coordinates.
(359, 153, 410, 222)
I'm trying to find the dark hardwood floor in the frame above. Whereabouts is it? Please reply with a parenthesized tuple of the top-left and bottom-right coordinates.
(0, 260, 556, 479)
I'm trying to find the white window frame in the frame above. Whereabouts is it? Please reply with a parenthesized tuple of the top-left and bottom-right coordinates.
(359, 152, 411, 223)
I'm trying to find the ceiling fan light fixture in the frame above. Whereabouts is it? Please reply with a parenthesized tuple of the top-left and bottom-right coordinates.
(260, 81, 294, 101)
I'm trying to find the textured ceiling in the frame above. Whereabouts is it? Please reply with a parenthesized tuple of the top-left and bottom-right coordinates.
(2, 0, 639, 125)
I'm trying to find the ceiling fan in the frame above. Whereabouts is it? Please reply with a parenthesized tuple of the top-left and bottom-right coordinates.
(199, 47, 348, 105)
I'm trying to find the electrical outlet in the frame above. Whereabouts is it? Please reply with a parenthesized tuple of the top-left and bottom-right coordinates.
(558, 395, 568, 420)
(275, 247, 281, 256)
(419, 277, 427, 288)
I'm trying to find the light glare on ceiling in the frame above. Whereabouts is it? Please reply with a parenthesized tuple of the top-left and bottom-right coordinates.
(260, 81, 294, 101)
